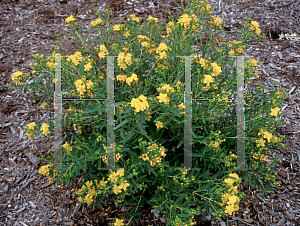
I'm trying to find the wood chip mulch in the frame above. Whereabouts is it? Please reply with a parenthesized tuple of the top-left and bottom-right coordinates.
(0, 0, 300, 225)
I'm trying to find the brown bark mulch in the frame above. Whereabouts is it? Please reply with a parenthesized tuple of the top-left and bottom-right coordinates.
(0, 0, 300, 225)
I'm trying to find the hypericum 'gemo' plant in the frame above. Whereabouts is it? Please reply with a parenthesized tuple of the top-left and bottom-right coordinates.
(10, 0, 288, 225)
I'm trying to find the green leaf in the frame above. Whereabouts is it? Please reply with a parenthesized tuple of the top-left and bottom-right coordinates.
(177, 139, 184, 149)
(88, 39, 107, 43)
(115, 119, 130, 130)
(136, 118, 152, 141)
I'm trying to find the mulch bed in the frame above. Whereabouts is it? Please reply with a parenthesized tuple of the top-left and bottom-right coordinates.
(0, 0, 300, 225)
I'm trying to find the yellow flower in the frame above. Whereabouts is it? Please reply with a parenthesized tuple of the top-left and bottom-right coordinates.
(78, 196, 84, 203)
(229, 50, 235, 55)
(198, 58, 208, 69)
(74, 79, 82, 88)
(26, 122, 36, 130)
(251, 21, 260, 29)
(40, 102, 47, 109)
(124, 31, 130, 37)
(77, 84, 86, 94)
(156, 121, 163, 129)
(119, 182, 130, 191)
(109, 172, 118, 182)
(141, 41, 150, 48)
(227, 195, 238, 205)
(116, 169, 124, 177)
(46, 62, 56, 69)
(113, 24, 121, 31)
(256, 138, 266, 147)
(84, 62, 92, 71)
(28, 132, 35, 139)
(112, 184, 122, 194)
(86, 80, 94, 90)
(157, 93, 170, 105)
(255, 28, 261, 35)
(211, 62, 222, 76)
(90, 19, 103, 27)
(141, 154, 149, 161)
(263, 131, 273, 142)
(251, 59, 257, 66)
(85, 194, 93, 204)
(98, 44, 109, 59)
(98, 179, 107, 187)
(114, 218, 124, 226)
(147, 16, 158, 23)
(178, 103, 185, 110)
(11, 71, 23, 84)
(203, 74, 214, 86)
(177, 14, 192, 27)
(150, 159, 156, 166)
(65, 15, 76, 23)
(271, 107, 280, 117)
(62, 142, 72, 152)
(225, 204, 235, 215)
(40, 123, 50, 136)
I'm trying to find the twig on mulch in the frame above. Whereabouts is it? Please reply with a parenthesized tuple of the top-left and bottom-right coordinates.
(19, 176, 38, 193)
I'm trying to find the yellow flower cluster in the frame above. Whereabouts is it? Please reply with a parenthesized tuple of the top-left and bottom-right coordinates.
(256, 128, 279, 148)
(67, 52, 83, 67)
(98, 44, 109, 59)
(102, 151, 122, 167)
(147, 16, 158, 23)
(74, 77, 94, 98)
(210, 16, 223, 29)
(46, 61, 56, 69)
(250, 21, 261, 36)
(116, 73, 139, 86)
(140, 143, 166, 167)
(65, 15, 76, 24)
(76, 169, 130, 206)
(270, 107, 281, 117)
(157, 93, 170, 105)
(62, 142, 72, 152)
(26, 122, 36, 130)
(26, 122, 36, 139)
(127, 14, 141, 23)
(38, 163, 57, 183)
(40, 123, 50, 136)
(137, 35, 151, 48)
(155, 42, 171, 60)
(90, 18, 103, 27)
(38, 163, 54, 177)
(192, 55, 209, 69)
(126, 73, 138, 86)
(177, 13, 192, 29)
(228, 40, 246, 56)
(157, 83, 175, 93)
(117, 51, 133, 70)
(113, 24, 122, 31)
(130, 95, 149, 113)
(166, 21, 175, 34)
(155, 121, 163, 129)
(210, 62, 222, 76)
(11, 71, 23, 85)
(222, 173, 241, 215)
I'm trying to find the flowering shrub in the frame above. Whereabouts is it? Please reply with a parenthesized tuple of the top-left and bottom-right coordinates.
(10, 0, 288, 225)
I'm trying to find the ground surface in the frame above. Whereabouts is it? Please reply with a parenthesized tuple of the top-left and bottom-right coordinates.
(0, 0, 300, 225)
